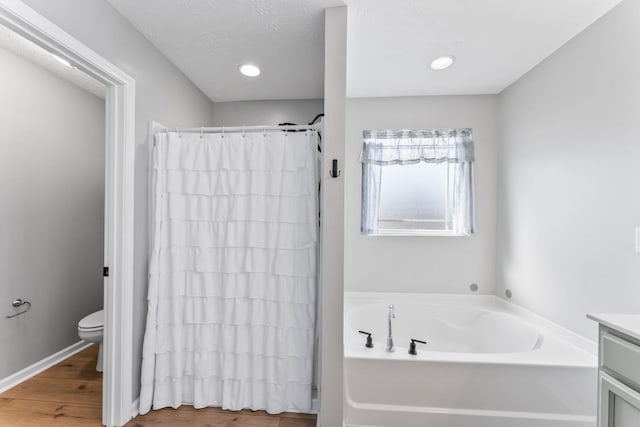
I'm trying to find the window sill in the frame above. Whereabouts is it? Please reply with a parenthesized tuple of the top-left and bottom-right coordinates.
(365, 229, 470, 237)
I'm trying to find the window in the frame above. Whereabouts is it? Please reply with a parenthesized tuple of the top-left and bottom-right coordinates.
(360, 129, 475, 236)
(377, 162, 454, 232)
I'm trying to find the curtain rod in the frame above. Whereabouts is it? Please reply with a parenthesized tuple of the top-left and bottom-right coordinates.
(157, 124, 321, 134)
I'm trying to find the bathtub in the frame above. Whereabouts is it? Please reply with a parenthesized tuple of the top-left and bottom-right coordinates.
(344, 292, 597, 427)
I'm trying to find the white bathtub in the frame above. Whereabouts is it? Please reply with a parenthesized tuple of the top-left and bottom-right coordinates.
(344, 292, 598, 427)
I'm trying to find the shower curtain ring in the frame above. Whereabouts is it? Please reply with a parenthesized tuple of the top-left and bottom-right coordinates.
(222, 126, 224, 138)
(200, 127, 204, 138)
(263, 126, 266, 137)
(242, 126, 245, 138)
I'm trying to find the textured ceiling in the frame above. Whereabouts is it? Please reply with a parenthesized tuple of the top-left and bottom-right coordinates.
(106, 0, 624, 102)
(107, 0, 343, 102)
(0, 25, 105, 99)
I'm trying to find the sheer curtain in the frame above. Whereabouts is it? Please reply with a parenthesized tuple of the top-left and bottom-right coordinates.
(139, 129, 318, 414)
(360, 129, 475, 235)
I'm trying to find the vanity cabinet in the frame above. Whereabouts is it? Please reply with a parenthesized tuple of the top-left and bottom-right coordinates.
(599, 371, 640, 426)
(588, 315, 640, 427)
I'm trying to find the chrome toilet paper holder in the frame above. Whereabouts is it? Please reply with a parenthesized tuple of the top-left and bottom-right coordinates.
(6, 299, 31, 318)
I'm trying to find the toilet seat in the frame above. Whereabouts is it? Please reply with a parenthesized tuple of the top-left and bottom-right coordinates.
(78, 309, 104, 331)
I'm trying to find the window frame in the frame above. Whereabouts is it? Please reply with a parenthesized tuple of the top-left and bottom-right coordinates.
(360, 128, 475, 237)
(374, 160, 455, 236)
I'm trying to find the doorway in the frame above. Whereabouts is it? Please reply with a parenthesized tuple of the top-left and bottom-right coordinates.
(0, 19, 106, 386)
(0, 2, 135, 426)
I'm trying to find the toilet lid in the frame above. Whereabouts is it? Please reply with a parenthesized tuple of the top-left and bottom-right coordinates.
(79, 309, 104, 330)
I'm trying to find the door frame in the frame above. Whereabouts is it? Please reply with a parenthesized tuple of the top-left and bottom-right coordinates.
(0, 2, 136, 426)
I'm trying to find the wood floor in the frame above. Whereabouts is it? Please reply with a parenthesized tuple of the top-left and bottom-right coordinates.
(0, 345, 317, 427)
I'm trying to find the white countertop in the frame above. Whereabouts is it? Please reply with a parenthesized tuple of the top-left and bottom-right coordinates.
(587, 313, 640, 342)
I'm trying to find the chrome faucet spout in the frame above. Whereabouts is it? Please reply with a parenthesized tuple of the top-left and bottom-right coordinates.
(386, 304, 395, 352)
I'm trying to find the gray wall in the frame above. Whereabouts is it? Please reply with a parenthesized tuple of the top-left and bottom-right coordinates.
(0, 47, 105, 378)
(496, 0, 640, 340)
(345, 95, 499, 294)
(211, 99, 323, 126)
(21, 0, 214, 397)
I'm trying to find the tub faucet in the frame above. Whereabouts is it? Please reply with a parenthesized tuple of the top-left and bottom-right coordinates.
(386, 304, 395, 352)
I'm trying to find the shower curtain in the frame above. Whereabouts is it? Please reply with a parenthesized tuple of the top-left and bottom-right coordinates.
(139, 129, 318, 414)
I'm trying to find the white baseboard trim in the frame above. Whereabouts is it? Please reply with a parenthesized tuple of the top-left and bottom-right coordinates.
(310, 396, 320, 414)
(132, 397, 140, 419)
(0, 340, 92, 393)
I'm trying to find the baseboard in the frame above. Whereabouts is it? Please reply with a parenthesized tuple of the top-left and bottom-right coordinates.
(310, 396, 320, 414)
(132, 397, 140, 419)
(0, 340, 92, 393)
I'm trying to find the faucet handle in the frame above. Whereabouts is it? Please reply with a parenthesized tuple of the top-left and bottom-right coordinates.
(358, 330, 374, 348)
(408, 338, 427, 355)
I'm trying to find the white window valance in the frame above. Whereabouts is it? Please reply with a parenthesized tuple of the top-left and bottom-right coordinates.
(360, 128, 474, 165)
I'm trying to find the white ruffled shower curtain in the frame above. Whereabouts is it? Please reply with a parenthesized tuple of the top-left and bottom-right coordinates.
(139, 129, 318, 414)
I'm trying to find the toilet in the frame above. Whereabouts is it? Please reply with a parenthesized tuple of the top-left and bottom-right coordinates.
(78, 309, 104, 372)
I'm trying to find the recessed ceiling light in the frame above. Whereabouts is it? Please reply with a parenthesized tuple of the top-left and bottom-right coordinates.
(51, 53, 74, 68)
(430, 55, 455, 71)
(239, 64, 261, 77)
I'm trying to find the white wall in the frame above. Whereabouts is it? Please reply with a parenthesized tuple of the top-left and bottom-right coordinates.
(318, 7, 347, 427)
(21, 0, 214, 397)
(345, 95, 499, 294)
(211, 99, 323, 126)
(496, 0, 640, 340)
(0, 47, 105, 378)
